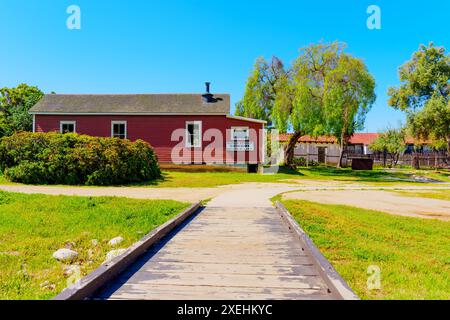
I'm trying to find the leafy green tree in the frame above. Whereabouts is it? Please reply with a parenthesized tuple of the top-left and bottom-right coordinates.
(370, 128, 406, 167)
(388, 43, 450, 168)
(235, 56, 299, 165)
(235, 57, 281, 124)
(408, 95, 450, 152)
(324, 54, 376, 168)
(0, 84, 44, 137)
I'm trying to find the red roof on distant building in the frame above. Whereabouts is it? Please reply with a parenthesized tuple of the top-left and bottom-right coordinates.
(278, 133, 430, 145)
(278, 134, 338, 143)
(348, 133, 379, 145)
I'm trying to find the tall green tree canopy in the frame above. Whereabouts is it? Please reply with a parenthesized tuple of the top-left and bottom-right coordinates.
(408, 94, 450, 150)
(0, 84, 43, 136)
(237, 42, 376, 167)
(323, 53, 376, 167)
(388, 43, 450, 161)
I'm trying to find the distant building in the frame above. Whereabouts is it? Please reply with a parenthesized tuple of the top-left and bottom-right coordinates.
(278, 133, 435, 165)
(29, 84, 266, 166)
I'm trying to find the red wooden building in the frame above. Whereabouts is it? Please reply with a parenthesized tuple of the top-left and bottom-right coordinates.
(29, 85, 266, 166)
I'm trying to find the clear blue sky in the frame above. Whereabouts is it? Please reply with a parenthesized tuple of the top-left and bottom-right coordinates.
(1, 0, 449, 132)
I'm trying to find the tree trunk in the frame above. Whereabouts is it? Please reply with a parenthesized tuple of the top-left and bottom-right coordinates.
(435, 152, 438, 169)
(412, 152, 420, 170)
(337, 131, 346, 169)
(393, 153, 400, 167)
(284, 131, 303, 168)
(447, 135, 450, 165)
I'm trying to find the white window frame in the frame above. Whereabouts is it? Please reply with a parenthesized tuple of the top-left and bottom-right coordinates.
(231, 126, 250, 141)
(60, 121, 76, 134)
(111, 121, 127, 139)
(185, 121, 202, 148)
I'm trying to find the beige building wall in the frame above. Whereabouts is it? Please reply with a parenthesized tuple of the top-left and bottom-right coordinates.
(294, 143, 341, 164)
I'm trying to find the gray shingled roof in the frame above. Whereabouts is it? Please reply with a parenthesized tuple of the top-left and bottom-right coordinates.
(29, 94, 230, 114)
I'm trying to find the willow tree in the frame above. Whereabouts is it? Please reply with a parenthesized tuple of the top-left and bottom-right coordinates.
(324, 54, 376, 168)
(237, 43, 343, 166)
(237, 42, 375, 167)
(388, 43, 450, 168)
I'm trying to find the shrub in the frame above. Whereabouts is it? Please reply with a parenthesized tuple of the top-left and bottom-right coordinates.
(292, 157, 320, 167)
(0, 132, 161, 185)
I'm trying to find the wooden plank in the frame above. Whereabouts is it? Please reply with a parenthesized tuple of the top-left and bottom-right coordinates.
(125, 261, 318, 276)
(100, 284, 331, 300)
(147, 255, 313, 265)
(120, 272, 325, 290)
(148, 248, 307, 257)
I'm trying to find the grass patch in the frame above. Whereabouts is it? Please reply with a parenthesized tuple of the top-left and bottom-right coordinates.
(281, 199, 450, 300)
(0, 191, 189, 300)
(2, 166, 448, 188)
(0, 173, 15, 185)
(418, 170, 450, 182)
(298, 166, 442, 183)
(134, 167, 305, 188)
(143, 167, 449, 188)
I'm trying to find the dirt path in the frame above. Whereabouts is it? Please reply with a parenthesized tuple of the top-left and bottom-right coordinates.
(1, 182, 450, 220)
(0, 183, 298, 203)
(283, 190, 450, 221)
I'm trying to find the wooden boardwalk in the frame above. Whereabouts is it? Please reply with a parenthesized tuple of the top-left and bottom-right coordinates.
(96, 205, 335, 300)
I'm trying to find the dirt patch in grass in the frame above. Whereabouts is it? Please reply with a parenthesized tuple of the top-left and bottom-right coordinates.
(281, 200, 450, 300)
(393, 190, 450, 202)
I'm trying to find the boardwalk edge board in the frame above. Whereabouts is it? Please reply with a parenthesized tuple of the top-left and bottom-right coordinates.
(53, 202, 202, 301)
(275, 201, 360, 300)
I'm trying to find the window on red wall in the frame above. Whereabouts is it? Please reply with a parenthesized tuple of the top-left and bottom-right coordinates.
(60, 121, 76, 134)
(112, 121, 127, 139)
(186, 121, 202, 148)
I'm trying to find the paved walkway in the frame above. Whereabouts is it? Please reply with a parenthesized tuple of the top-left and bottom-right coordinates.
(96, 184, 337, 300)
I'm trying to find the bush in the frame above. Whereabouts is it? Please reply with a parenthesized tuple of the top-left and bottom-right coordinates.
(0, 132, 161, 185)
(292, 157, 320, 167)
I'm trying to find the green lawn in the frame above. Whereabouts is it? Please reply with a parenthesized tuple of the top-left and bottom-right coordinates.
(297, 166, 450, 183)
(135, 167, 450, 188)
(150, 168, 304, 188)
(281, 199, 450, 300)
(0, 191, 189, 300)
(418, 170, 450, 182)
(0, 173, 15, 185)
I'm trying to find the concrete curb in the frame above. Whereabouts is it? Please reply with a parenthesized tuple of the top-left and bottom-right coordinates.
(53, 202, 202, 300)
(275, 201, 360, 300)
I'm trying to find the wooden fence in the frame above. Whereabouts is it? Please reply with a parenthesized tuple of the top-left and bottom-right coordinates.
(348, 152, 449, 168)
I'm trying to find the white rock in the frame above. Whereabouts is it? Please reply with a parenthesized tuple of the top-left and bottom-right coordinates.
(104, 249, 127, 263)
(108, 237, 124, 247)
(90, 239, 99, 247)
(63, 265, 80, 278)
(52, 249, 78, 262)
